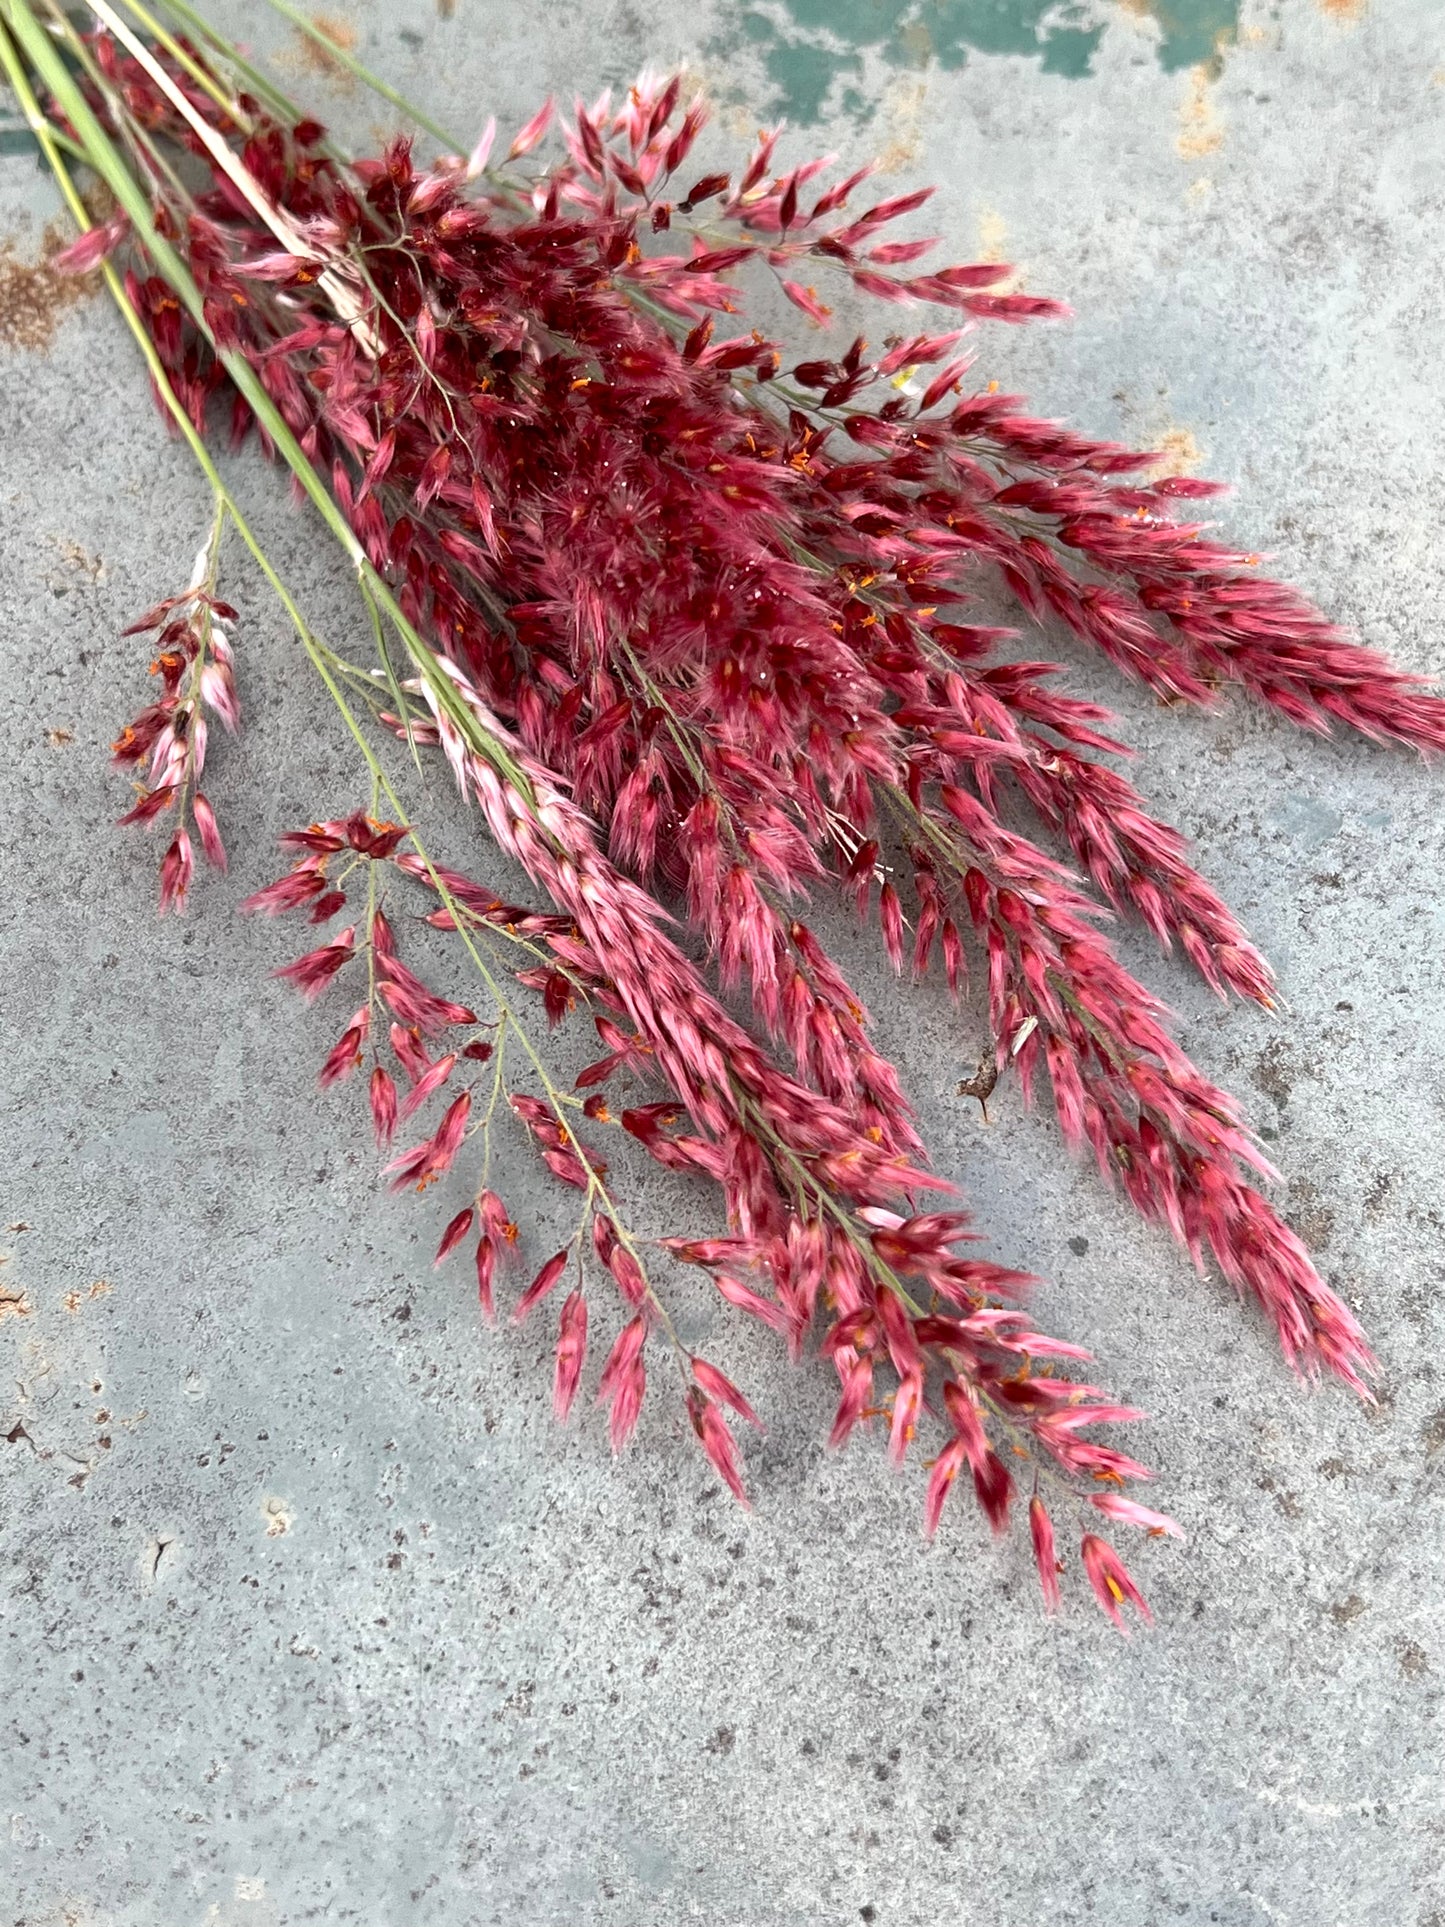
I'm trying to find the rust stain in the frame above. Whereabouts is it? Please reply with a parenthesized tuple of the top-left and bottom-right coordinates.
(54, 536, 105, 579)
(975, 207, 1008, 265)
(1176, 67, 1224, 160)
(874, 76, 929, 175)
(283, 14, 359, 89)
(1319, 0, 1366, 18)
(1152, 425, 1204, 478)
(62, 1278, 112, 1313)
(0, 1288, 35, 1322)
(0, 221, 99, 353)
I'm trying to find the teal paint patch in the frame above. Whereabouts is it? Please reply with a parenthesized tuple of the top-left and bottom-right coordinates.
(1038, 23, 1105, 78)
(741, 12, 866, 125)
(1143, 0, 1243, 72)
(709, 1, 1243, 123)
(0, 122, 43, 159)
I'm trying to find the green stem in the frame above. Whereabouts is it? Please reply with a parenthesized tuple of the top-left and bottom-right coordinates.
(174, 492, 227, 815)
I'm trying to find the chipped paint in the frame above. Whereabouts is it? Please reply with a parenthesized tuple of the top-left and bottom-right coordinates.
(1125, 0, 1241, 73)
(709, 1, 1247, 124)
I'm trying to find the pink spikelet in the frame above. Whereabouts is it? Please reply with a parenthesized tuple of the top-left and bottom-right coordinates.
(691, 1357, 764, 1432)
(687, 1387, 750, 1506)
(1029, 1496, 1062, 1616)
(273, 928, 356, 1002)
(553, 1289, 588, 1420)
(158, 829, 193, 915)
(434, 1207, 475, 1265)
(1080, 1534, 1152, 1636)
(384, 1091, 470, 1190)
(513, 1249, 569, 1323)
(598, 1316, 648, 1454)
(364, 1068, 396, 1147)
(319, 1008, 368, 1087)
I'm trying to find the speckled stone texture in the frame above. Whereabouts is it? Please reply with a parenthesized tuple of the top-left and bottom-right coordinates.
(1, 3, 1442, 1922)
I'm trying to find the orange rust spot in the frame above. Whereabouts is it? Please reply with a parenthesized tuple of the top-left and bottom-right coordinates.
(289, 13, 359, 86)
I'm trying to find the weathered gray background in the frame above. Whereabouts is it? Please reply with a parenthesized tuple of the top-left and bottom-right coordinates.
(2, 1, 1443, 1921)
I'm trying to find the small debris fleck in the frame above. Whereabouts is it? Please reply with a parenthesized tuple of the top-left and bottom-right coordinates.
(263, 1496, 293, 1536)
(957, 1053, 998, 1120)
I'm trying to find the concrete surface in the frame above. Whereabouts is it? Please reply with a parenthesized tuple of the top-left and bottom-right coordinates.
(2, 1, 1444, 1921)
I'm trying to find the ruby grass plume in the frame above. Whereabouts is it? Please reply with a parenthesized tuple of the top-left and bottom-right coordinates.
(7, 0, 1441, 1627)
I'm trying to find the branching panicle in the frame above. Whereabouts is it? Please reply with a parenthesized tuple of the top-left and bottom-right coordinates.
(17, 3, 1440, 1626)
